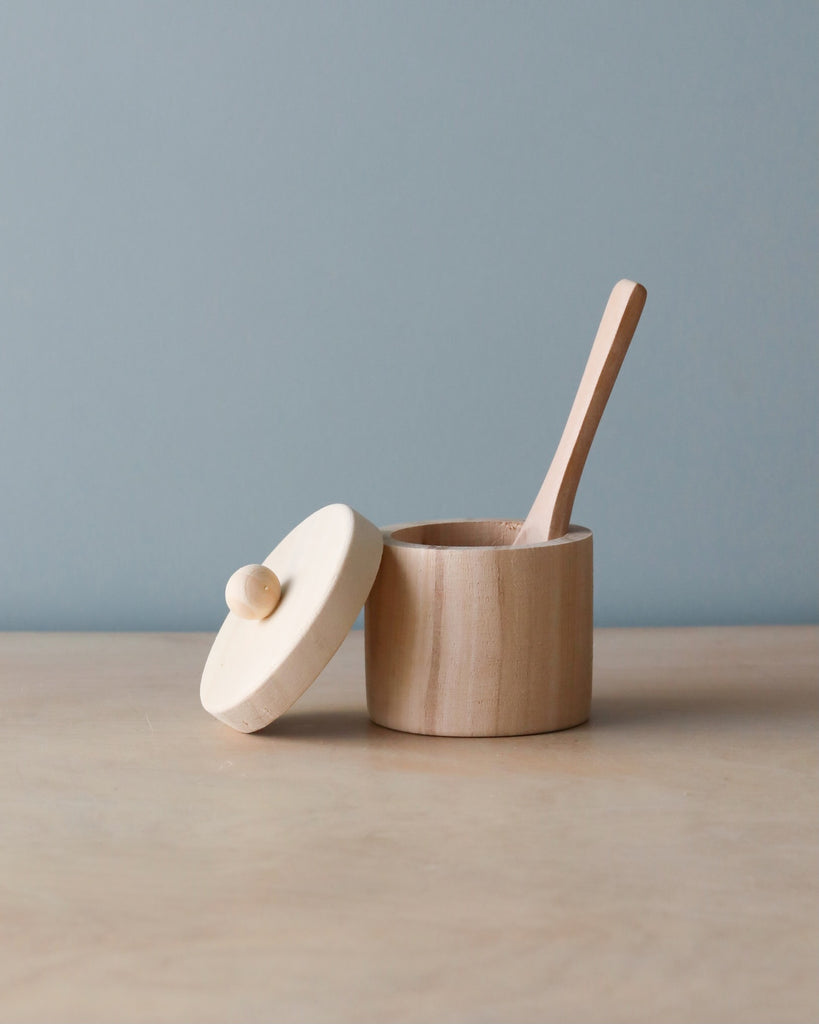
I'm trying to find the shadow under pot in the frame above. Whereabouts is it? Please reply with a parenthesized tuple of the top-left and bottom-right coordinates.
(364, 518, 593, 737)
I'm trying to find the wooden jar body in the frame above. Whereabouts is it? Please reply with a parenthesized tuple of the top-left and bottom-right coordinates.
(364, 519, 593, 737)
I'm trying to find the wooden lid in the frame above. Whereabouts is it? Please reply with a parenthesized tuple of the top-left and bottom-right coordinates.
(200, 504, 383, 732)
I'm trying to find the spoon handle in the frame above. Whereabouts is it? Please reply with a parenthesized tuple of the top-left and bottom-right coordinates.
(514, 279, 647, 546)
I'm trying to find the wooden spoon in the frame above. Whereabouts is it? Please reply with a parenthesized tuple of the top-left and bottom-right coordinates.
(513, 279, 647, 546)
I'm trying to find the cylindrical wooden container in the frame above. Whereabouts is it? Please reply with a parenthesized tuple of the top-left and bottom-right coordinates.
(364, 519, 593, 737)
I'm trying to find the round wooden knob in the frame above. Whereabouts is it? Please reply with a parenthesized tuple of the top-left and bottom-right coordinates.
(225, 564, 281, 620)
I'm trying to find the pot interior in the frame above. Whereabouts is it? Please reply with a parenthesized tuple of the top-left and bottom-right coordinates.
(388, 519, 522, 548)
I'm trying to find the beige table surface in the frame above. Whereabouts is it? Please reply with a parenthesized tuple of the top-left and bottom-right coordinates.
(0, 627, 817, 1024)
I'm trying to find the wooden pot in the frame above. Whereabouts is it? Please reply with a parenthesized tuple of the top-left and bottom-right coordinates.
(364, 519, 593, 737)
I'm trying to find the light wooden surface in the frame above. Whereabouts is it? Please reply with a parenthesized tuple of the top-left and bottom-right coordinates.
(515, 279, 646, 545)
(1, 627, 817, 1024)
(366, 520, 593, 736)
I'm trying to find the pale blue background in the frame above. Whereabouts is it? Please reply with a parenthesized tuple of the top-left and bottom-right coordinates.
(1, 1, 816, 630)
